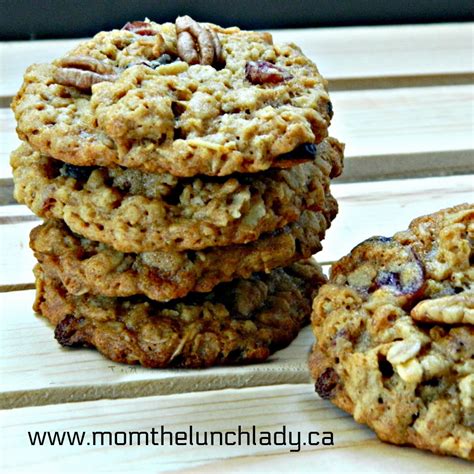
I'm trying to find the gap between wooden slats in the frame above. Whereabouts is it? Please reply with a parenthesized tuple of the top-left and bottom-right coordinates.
(1, 84, 473, 183)
(0, 23, 472, 101)
(0, 385, 471, 472)
(0, 174, 472, 409)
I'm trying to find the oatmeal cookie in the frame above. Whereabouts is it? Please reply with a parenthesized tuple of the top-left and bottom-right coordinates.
(12, 137, 343, 253)
(31, 205, 336, 301)
(34, 259, 326, 368)
(309, 204, 474, 460)
(13, 17, 332, 177)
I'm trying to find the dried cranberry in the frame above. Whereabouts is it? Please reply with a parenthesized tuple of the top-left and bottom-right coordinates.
(122, 21, 157, 36)
(54, 314, 83, 347)
(275, 143, 317, 168)
(335, 236, 426, 303)
(327, 101, 334, 119)
(245, 61, 293, 85)
(376, 271, 401, 289)
(302, 143, 317, 156)
(151, 54, 174, 66)
(315, 368, 339, 399)
(126, 54, 176, 70)
(61, 163, 95, 181)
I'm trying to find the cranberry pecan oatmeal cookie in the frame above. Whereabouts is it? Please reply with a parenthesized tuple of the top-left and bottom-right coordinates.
(309, 204, 474, 460)
(31, 205, 336, 302)
(12, 137, 343, 252)
(12, 17, 332, 177)
(34, 259, 326, 368)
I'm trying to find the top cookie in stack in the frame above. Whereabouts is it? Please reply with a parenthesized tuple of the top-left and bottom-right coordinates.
(12, 17, 333, 176)
(10, 16, 345, 368)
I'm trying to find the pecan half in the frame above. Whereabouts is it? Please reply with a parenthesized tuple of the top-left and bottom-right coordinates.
(175, 15, 222, 66)
(54, 55, 117, 91)
(122, 20, 158, 36)
(57, 56, 115, 75)
(411, 292, 474, 325)
(245, 61, 293, 85)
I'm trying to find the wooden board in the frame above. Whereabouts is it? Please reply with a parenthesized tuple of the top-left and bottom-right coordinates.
(1, 174, 472, 289)
(1, 22, 473, 471)
(2, 85, 473, 181)
(0, 385, 471, 472)
(1, 23, 472, 99)
(0, 289, 316, 409)
(0, 175, 471, 408)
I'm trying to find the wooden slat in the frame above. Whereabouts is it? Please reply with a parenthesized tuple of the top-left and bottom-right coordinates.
(1, 175, 472, 289)
(271, 23, 474, 90)
(330, 85, 474, 182)
(1, 84, 473, 181)
(1, 23, 472, 100)
(0, 385, 470, 472)
(0, 108, 20, 179)
(317, 174, 474, 264)
(0, 175, 471, 407)
(0, 288, 316, 409)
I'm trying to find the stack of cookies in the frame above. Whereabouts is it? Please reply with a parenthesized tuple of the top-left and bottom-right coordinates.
(11, 16, 344, 368)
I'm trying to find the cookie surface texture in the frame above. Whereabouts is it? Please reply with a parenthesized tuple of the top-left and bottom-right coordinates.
(12, 137, 343, 252)
(13, 19, 332, 176)
(30, 204, 336, 301)
(309, 204, 474, 460)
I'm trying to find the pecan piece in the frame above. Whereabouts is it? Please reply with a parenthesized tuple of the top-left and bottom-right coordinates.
(54, 55, 117, 91)
(57, 56, 115, 75)
(411, 292, 474, 325)
(245, 61, 293, 85)
(175, 15, 222, 66)
(122, 20, 158, 36)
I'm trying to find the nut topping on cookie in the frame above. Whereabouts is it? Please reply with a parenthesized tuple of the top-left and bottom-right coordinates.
(13, 17, 334, 176)
(411, 292, 474, 325)
(122, 20, 159, 36)
(175, 15, 222, 66)
(245, 60, 293, 85)
(54, 56, 117, 90)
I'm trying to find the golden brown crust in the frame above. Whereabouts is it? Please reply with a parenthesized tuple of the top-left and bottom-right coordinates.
(12, 20, 332, 177)
(34, 260, 326, 368)
(310, 204, 474, 460)
(12, 138, 343, 252)
(30, 206, 336, 301)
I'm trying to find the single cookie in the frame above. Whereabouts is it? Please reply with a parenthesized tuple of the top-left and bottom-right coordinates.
(13, 17, 332, 177)
(309, 204, 474, 460)
(34, 259, 326, 368)
(31, 202, 336, 301)
(12, 137, 343, 253)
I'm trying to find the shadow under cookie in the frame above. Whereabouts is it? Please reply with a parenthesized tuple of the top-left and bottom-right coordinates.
(34, 259, 326, 368)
